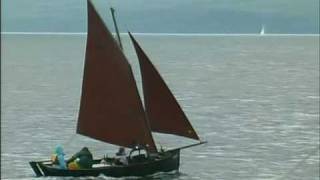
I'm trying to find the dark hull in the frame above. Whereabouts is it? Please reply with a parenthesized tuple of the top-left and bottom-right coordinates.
(30, 149, 180, 177)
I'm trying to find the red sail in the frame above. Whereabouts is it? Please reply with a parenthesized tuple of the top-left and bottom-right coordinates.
(77, 1, 157, 152)
(129, 32, 200, 140)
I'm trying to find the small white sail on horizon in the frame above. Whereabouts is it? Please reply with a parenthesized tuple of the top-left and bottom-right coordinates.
(260, 25, 265, 35)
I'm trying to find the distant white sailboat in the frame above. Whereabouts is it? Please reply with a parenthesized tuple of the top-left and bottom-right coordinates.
(260, 25, 265, 35)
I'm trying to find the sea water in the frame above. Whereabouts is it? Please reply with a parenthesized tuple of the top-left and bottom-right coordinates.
(1, 34, 319, 180)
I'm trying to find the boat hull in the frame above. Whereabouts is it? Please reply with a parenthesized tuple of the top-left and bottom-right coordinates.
(30, 149, 180, 177)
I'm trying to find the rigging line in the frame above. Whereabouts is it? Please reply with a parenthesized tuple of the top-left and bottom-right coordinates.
(273, 147, 319, 180)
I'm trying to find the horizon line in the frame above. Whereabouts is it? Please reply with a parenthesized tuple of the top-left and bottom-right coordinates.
(1, 32, 319, 36)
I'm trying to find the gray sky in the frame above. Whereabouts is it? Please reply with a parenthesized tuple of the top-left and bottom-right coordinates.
(2, 0, 319, 33)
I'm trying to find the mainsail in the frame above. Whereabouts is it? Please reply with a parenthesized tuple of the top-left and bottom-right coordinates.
(77, 0, 157, 152)
(129, 32, 200, 140)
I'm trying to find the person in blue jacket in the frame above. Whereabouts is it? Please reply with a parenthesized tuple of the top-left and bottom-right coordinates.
(51, 145, 67, 169)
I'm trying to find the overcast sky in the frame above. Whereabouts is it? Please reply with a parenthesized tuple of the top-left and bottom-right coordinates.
(2, 0, 319, 33)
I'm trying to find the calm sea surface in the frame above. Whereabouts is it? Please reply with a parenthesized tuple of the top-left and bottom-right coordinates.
(1, 34, 319, 180)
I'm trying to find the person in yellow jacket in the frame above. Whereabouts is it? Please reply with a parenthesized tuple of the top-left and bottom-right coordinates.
(67, 158, 81, 170)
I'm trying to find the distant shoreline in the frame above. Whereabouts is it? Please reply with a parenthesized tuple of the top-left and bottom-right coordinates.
(1, 32, 319, 36)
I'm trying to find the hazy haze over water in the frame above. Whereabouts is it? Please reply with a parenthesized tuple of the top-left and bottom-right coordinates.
(2, 0, 319, 34)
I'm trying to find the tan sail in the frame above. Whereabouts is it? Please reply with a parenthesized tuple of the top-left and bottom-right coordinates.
(129, 32, 200, 140)
(77, 1, 157, 152)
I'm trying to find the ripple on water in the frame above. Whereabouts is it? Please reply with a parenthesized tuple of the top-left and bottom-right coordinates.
(2, 35, 319, 180)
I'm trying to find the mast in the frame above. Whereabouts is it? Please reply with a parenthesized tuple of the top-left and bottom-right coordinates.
(110, 7, 123, 50)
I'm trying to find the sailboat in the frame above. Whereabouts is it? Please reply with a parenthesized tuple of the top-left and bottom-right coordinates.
(260, 25, 265, 35)
(29, 0, 206, 177)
